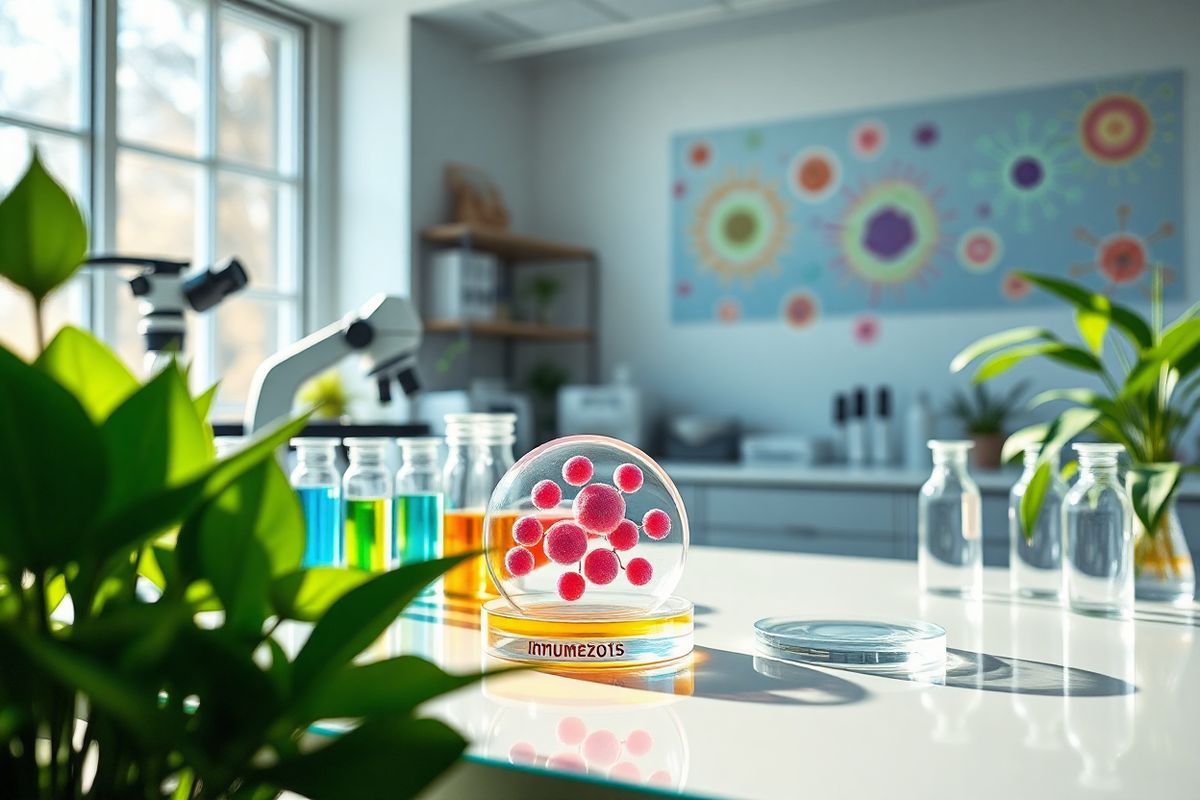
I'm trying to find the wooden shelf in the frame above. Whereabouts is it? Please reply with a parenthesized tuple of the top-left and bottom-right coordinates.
(424, 319, 592, 341)
(421, 223, 594, 262)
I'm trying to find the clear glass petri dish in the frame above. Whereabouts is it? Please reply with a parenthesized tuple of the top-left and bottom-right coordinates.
(753, 617, 947, 675)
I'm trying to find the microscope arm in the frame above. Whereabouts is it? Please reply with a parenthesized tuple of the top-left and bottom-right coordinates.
(243, 319, 358, 435)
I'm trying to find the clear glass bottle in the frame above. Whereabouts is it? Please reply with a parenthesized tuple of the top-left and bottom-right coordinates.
(918, 440, 982, 598)
(291, 437, 342, 567)
(442, 413, 516, 599)
(343, 437, 393, 573)
(395, 437, 444, 574)
(1009, 446, 1066, 599)
(1064, 443, 1132, 617)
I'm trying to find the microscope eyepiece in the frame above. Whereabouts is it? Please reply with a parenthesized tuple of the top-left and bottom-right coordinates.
(184, 257, 249, 312)
(377, 376, 393, 405)
(397, 367, 420, 397)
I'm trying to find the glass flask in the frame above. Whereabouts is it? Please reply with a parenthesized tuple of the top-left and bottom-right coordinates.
(442, 414, 517, 599)
(395, 437, 444, 574)
(918, 440, 982, 599)
(342, 437, 393, 572)
(1009, 446, 1066, 599)
(290, 437, 342, 567)
(1064, 443, 1133, 618)
(1132, 498, 1195, 605)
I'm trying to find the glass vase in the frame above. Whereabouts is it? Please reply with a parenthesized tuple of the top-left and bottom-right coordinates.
(1133, 499, 1195, 605)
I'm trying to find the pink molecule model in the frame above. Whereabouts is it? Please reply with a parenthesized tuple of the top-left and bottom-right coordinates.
(613, 463, 644, 493)
(562, 455, 594, 486)
(483, 435, 689, 618)
(607, 519, 639, 551)
(531, 479, 562, 510)
(642, 508, 672, 540)
(508, 741, 537, 765)
(583, 549, 620, 585)
(625, 729, 654, 757)
(504, 546, 534, 578)
(609, 762, 641, 783)
(557, 571, 586, 601)
(512, 515, 544, 546)
(544, 521, 588, 565)
(582, 730, 621, 767)
(573, 483, 626, 534)
(556, 716, 587, 746)
(626, 557, 653, 586)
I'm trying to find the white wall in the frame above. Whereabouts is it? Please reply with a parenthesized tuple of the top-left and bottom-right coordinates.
(528, 0, 1200, 445)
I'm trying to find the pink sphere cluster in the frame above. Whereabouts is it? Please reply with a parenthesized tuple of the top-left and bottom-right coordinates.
(548, 716, 659, 788)
(513, 452, 676, 602)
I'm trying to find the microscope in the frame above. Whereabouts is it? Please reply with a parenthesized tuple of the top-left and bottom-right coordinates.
(244, 294, 424, 435)
(87, 255, 248, 374)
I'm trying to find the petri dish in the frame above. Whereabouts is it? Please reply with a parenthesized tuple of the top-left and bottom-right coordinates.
(753, 617, 947, 675)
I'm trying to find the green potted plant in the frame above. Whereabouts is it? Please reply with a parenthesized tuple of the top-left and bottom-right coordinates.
(951, 271, 1197, 604)
(523, 275, 561, 325)
(0, 152, 486, 797)
(945, 381, 1030, 470)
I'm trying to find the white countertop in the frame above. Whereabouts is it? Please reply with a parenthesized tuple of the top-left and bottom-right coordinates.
(661, 460, 1200, 499)
(383, 548, 1200, 799)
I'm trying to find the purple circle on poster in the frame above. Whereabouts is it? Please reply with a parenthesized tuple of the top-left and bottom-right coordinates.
(863, 207, 915, 261)
(1010, 156, 1044, 189)
(914, 122, 939, 147)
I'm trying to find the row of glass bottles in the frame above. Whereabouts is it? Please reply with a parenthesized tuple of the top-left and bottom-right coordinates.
(285, 413, 517, 598)
(918, 440, 1133, 618)
(289, 437, 445, 573)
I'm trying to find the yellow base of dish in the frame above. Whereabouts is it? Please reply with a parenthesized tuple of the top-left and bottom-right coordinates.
(482, 596, 694, 669)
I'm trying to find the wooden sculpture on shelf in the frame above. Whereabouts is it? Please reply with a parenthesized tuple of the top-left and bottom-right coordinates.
(445, 161, 510, 230)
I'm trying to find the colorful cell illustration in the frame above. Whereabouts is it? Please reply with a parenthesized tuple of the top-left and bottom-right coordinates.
(788, 146, 841, 203)
(690, 172, 791, 284)
(820, 166, 953, 304)
(1062, 77, 1176, 186)
(672, 180, 686, 199)
(781, 291, 819, 328)
(956, 227, 1003, 273)
(1002, 272, 1032, 300)
(969, 112, 1082, 233)
(913, 122, 939, 148)
(850, 119, 887, 160)
(685, 140, 714, 169)
(853, 315, 880, 345)
(1071, 204, 1174, 291)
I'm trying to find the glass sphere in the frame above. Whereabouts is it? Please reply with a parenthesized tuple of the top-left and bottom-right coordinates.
(485, 435, 688, 619)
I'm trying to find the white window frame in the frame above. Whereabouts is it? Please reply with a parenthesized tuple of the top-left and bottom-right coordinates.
(3, 0, 327, 416)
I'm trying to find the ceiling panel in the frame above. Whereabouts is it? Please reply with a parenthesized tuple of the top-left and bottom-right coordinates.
(595, 0, 724, 21)
(492, 0, 619, 37)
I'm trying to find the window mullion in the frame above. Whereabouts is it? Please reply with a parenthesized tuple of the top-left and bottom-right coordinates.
(92, 0, 120, 345)
(196, 0, 220, 392)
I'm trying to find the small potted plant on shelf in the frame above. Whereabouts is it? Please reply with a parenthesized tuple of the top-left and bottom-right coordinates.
(523, 274, 561, 325)
(951, 270, 1197, 604)
(0, 152, 487, 798)
(945, 381, 1030, 470)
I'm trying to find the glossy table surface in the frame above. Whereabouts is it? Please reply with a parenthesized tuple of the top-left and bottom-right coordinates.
(387, 547, 1199, 799)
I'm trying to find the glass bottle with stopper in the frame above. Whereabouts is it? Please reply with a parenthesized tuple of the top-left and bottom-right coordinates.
(918, 440, 982, 599)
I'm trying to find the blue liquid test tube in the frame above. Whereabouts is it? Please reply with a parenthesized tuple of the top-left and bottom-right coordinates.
(290, 437, 343, 566)
(395, 437, 444, 594)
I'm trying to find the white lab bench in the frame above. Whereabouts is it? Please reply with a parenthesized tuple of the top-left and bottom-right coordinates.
(412, 548, 1200, 800)
(663, 462, 1200, 582)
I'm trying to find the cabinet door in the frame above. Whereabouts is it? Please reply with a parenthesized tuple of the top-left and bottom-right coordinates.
(704, 527, 895, 559)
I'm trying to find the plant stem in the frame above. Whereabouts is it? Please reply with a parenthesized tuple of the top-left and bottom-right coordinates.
(32, 298, 46, 354)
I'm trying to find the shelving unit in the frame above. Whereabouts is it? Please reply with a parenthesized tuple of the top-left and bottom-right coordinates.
(419, 222, 600, 385)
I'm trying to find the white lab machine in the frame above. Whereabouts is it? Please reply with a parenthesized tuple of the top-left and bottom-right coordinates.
(557, 376, 643, 448)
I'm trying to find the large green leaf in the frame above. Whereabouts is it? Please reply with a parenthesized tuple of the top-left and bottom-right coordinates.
(271, 567, 373, 622)
(0, 344, 106, 570)
(298, 656, 485, 722)
(949, 326, 1052, 373)
(973, 342, 1103, 383)
(1002, 422, 1049, 464)
(1036, 408, 1103, 463)
(87, 414, 309, 580)
(99, 363, 212, 514)
(1124, 319, 1200, 395)
(291, 555, 471, 694)
(1127, 463, 1182, 536)
(1016, 272, 1153, 350)
(177, 460, 304, 635)
(1075, 304, 1109, 356)
(0, 150, 88, 301)
(256, 716, 466, 800)
(35, 326, 138, 421)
